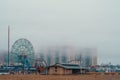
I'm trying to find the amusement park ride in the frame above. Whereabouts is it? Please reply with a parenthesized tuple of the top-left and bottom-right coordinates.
(1, 38, 47, 74)
(10, 38, 34, 67)
(0, 26, 47, 74)
(10, 38, 47, 74)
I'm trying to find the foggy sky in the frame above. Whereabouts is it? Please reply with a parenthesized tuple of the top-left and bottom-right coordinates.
(0, 0, 120, 64)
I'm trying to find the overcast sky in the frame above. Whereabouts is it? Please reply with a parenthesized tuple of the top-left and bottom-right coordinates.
(0, 0, 120, 64)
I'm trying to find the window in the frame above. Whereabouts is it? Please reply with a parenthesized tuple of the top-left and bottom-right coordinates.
(55, 66, 57, 72)
(55, 66, 57, 69)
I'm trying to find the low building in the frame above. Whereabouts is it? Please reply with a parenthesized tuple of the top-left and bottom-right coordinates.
(48, 63, 87, 75)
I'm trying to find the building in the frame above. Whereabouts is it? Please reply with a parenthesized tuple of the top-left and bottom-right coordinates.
(38, 46, 97, 67)
(39, 46, 73, 66)
(48, 63, 87, 75)
(75, 48, 97, 67)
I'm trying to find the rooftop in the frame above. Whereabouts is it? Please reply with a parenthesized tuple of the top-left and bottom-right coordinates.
(50, 63, 87, 69)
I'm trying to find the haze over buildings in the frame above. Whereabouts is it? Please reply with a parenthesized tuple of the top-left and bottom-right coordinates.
(0, 45, 97, 67)
(38, 46, 97, 66)
(0, 0, 120, 64)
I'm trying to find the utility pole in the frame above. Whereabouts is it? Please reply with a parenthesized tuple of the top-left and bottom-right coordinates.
(8, 25, 10, 66)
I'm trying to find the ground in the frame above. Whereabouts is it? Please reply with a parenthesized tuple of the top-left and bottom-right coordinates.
(0, 74, 120, 80)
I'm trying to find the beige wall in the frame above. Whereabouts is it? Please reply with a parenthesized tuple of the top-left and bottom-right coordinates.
(64, 69, 72, 75)
(48, 66, 72, 75)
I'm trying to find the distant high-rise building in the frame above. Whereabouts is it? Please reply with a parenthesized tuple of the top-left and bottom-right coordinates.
(55, 49, 60, 63)
(46, 54, 51, 66)
(38, 46, 97, 67)
(40, 53, 44, 61)
(78, 48, 97, 67)
(61, 53, 67, 63)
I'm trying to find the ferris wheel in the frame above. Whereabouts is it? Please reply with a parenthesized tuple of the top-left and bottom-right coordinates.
(10, 38, 34, 67)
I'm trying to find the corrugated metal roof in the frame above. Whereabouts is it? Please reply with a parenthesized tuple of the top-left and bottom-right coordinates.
(50, 63, 87, 69)
(62, 65, 82, 69)
(61, 63, 80, 66)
